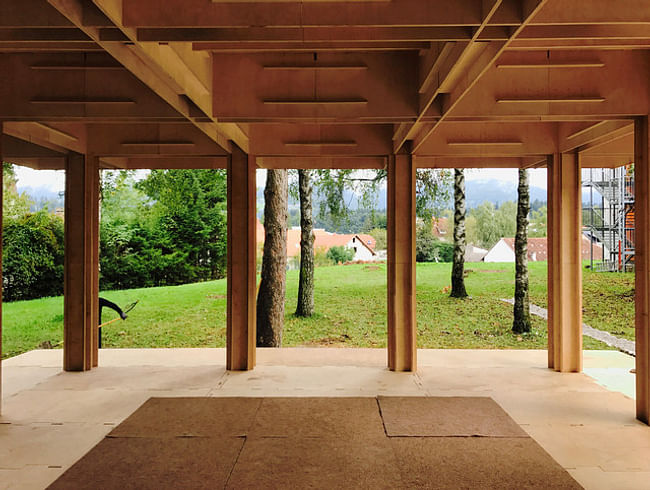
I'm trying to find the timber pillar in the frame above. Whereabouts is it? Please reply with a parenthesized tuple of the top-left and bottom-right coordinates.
(64, 153, 99, 371)
(387, 152, 417, 372)
(634, 117, 650, 424)
(227, 144, 256, 370)
(547, 152, 582, 373)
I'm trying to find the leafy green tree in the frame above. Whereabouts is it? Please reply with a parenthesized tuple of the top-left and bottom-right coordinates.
(3, 163, 33, 221)
(529, 205, 547, 237)
(368, 228, 387, 251)
(3, 211, 64, 301)
(416, 222, 438, 262)
(99, 169, 227, 290)
(326, 245, 354, 264)
(469, 201, 517, 249)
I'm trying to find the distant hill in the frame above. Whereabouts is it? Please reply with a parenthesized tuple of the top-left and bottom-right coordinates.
(17, 186, 64, 212)
(257, 178, 551, 215)
(464, 179, 547, 208)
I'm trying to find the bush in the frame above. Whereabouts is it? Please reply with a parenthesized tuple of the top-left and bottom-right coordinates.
(2, 211, 64, 301)
(326, 245, 355, 265)
(416, 222, 453, 263)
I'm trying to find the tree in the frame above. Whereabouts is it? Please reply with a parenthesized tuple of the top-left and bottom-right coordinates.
(513, 169, 532, 333)
(295, 169, 315, 317)
(529, 205, 547, 237)
(3, 211, 64, 301)
(257, 169, 288, 347)
(3, 163, 33, 221)
(450, 169, 468, 298)
(416, 221, 438, 262)
(326, 245, 354, 264)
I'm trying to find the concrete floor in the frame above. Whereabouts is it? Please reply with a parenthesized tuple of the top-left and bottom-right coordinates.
(0, 348, 647, 489)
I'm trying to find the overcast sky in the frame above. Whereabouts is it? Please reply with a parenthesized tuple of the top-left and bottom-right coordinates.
(13, 165, 548, 193)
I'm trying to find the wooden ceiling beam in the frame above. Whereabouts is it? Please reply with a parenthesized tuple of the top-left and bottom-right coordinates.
(394, 0, 509, 153)
(531, 0, 650, 25)
(256, 156, 386, 170)
(100, 156, 228, 169)
(46, 0, 245, 153)
(193, 41, 430, 52)
(86, 122, 229, 157)
(138, 26, 481, 43)
(123, 0, 485, 28)
(559, 120, 633, 153)
(3, 121, 86, 154)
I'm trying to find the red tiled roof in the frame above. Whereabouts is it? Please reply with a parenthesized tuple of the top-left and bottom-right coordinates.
(501, 236, 602, 261)
(256, 219, 376, 257)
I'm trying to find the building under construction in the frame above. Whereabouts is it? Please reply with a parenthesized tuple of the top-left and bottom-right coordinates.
(582, 166, 635, 272)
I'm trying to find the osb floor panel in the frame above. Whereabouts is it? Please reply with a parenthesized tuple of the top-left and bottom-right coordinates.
(48, 397, 580, 489)
(0, 348, 648, 489)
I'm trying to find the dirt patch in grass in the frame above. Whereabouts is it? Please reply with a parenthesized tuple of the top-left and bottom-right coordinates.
(302, 334, 352, 347)
(364, 266, 381, 271)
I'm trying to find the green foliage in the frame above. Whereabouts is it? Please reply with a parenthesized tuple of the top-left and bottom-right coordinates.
(99, 169, 228, 290)
(529, 205, 547, 237)
(3, 162, 34, 221)
(326, 245, 355, 264)
(466, 201, 517, 249)
(368, 228, 387, 251)
(416, 222, 453, 263)
(2, 211, 64, 301)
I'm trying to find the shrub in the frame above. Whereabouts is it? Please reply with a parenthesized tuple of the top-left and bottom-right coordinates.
(326, 245, 355, 265)
(2, 211, 64, 301)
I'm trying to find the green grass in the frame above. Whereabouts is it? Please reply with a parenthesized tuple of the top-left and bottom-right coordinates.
(2, 261, 628, 359)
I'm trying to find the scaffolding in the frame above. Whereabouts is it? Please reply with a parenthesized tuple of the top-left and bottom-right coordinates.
(582, 166, 635, 272)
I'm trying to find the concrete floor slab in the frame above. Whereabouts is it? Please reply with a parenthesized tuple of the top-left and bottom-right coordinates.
(0, 348, 647, 490)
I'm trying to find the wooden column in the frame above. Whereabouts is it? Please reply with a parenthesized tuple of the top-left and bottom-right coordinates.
(227, 144, 256, 371)
(387, 152, 417, 372)
(547, 152, 582, 373)
(64, 153, 99, 371)
(634, 117, 650, 424)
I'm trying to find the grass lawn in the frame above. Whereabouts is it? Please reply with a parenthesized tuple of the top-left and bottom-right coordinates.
(2, 261, 631, 359)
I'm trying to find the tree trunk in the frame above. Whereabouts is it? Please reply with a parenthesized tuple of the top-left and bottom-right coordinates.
(296, 169, 315, 317)
(450, 168, 468, 298)
(256, 169, 288, 347)
(513, 168, 532, 333)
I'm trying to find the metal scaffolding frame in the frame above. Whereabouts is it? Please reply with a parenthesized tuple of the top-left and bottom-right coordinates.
(582, 166, 635, 272)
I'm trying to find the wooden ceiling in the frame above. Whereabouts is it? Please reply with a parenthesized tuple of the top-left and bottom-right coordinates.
(1, 0, 647, 169)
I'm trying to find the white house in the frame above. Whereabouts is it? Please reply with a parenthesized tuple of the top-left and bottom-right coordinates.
(346, 235, 378, 261)
(484, 237, 602, 263)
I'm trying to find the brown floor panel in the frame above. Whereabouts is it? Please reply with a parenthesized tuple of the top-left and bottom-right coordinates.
(108, 397, 261, 438)
(390, 437, 582, 489)
(378, 396, 529, 437)
(250, 397, 386, 439)
(227, 436, 403, 489)
(48, 436, 244, 490)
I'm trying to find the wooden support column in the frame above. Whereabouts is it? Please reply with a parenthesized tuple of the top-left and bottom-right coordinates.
(547, 152, 582, 373)
(387, 152, 417, 372)
(634, 117, 650, 424)
(64, 153, 99, 371)
(227, 144, 256, 371)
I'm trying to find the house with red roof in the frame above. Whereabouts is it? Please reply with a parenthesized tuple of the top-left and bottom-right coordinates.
(484, 236, 602, 263)
(257, 219, 378, 262)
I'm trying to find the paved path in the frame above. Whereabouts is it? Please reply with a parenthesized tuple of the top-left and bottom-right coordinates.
(501, 299, 635, 357)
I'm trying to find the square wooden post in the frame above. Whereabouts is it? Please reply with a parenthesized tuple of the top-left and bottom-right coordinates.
(387, 152, 417, 372)
(547, 152, 582, 373)
(634, 117, 650, 424)
(64, 153, 99, 371)
(227, 144, 256, 371)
